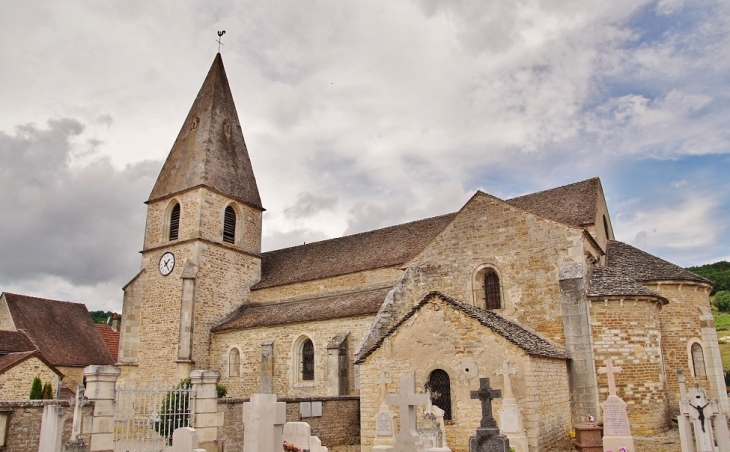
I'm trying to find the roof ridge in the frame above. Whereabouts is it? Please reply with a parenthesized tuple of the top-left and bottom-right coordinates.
(262, 212, 457, 255)
(506, 177, 599, 202)
(606, 241, 713, 285)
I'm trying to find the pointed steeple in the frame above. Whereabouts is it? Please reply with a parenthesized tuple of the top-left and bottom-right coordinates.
(148, 53, 263, 210)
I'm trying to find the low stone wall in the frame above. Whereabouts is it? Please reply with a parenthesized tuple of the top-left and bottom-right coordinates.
(218, 395, 360, 451)
(0, 400, 92, 452)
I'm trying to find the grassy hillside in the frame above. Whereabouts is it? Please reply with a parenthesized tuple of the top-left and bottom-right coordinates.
(688, 260, 730, 294)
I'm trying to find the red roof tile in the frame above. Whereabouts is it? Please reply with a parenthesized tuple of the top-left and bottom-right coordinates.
(1, 293, 114, 367)
(95, 325, 120, 362)
(0, 350, 64, 377)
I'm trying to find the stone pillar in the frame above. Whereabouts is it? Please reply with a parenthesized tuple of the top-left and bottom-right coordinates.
(177, 262, 198, 380)
(261, 340, 274, 394)
(38, 404, 65, 452)
(699, 309, 730, 413)
(190, 370, 220, 451)
(84, 365, 121, 452)
(558, 264, 600, 423)
(326, 331, 349, 396)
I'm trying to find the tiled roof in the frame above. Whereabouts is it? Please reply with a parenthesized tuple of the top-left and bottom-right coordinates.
(506, 178, 599, 227)
(0, 330, 36, 353)
(253, 214, 457, 289)
(0, 350, 63, 377)
(148, 53, 262, 209)
(355, 291, 568, 364)
(606, 241, 713, 285)
(1, 293, 114, 367)
(213, 287, 390, 332)
(587, 266, 667, 302)
(96, 324, 120, 362)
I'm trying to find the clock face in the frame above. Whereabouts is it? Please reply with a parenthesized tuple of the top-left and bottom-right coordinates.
(159, 252, 175, 276)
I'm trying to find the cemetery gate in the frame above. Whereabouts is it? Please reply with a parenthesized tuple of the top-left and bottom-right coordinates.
(113, 381, 195, 452)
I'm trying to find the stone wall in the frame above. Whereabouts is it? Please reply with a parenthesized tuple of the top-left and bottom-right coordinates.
(589, 296, 669, 435)
(645, 281, 715, 417)
(217, 396, 360, 451)
(0, 295, 13, 329)
(0, 400, 92, 452)
(0, 357, 61, 400)
(407, 192, 587, 346)
(358, 295, 572, 451)
(212, 316, 375, 397)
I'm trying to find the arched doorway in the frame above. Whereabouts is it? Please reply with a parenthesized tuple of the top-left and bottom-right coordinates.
(428, 369, 452, 420)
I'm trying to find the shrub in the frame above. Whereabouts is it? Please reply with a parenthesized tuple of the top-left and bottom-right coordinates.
(715, 291, 730, 313)
(29, 376, 43, 399)
(42, 381, 54, 399)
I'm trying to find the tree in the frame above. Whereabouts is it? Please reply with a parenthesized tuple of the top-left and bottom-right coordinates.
(42, 381, 54, 399)
(714, 291, 730, 313)
(688, 261, 730, 295)
(29, 376, 43, 399)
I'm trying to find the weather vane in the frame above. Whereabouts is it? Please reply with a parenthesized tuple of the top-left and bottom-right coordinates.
(217, 30, 226, 52)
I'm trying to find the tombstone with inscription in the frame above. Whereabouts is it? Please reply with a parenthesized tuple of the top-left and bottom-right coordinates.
(282, 422, 329, 452)
(242, 393, 286, 452)
(386, 375, 430, 452)
(495, 361, 528, 452)
(373, 371, 397, 451)
(598, 359, 634, 452)
(469, 378, 510, 452)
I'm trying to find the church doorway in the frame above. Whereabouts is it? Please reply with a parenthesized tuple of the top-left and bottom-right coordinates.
(428, 369, 452, 420)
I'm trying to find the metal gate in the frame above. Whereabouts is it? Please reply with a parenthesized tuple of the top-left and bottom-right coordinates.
(113, 381, 195, 452)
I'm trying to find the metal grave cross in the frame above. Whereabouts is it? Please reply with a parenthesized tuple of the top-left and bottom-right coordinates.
(386, 376, 429, 441)
(496, 360, 517, 399)
(598, 358, 623, 397)
(471, 378, 501, 428)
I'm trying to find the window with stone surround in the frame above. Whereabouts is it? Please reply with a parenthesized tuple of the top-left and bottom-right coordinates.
(472, 265, 503, 310)
(302, 339, 315, 381)
(293, 335, 316, 383)
(229, 348, 240, 377)
(427, 369, 452, 420)
(691, 341, 707, 378)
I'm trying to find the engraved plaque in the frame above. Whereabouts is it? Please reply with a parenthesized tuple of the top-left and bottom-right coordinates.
(602, 397, 631, 436)
(376, 412, 393, 437)
(500, 407, 520, 433)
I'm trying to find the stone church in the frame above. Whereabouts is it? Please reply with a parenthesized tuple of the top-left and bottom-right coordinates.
(117, 54, 726, 450)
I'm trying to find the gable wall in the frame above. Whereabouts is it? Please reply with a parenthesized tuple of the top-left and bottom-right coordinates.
(211, 315, 375, 398)
(0, 357, 60, 400)
(408, 194, 587, 345)
(0, 294, 14, 329)
(251, 267, 402, 304)
(359, 297, 571, 451)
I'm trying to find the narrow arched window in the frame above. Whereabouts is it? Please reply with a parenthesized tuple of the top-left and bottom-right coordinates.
(692, 342, 706, 377)
(428, 369, 452, 420)
(603, 215, 610, 239)
(169, 203, 180, 241)
(223, 206, 236, 244)
(302, 339, 314, 381)
(229, 348, 240, 377)
(484, 270, 501, 310)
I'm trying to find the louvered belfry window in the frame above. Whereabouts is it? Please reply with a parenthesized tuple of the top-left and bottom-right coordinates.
(484, 270, 501, 310)
(169, 203, 180, 241)
(223, 206, 236, 244)
(302, 339, 315, 381)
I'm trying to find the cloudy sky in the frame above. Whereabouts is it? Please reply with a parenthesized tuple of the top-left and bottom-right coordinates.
(1, 0, 729, 311)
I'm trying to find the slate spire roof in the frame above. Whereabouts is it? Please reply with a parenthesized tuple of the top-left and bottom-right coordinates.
(148, 53, 263, 209)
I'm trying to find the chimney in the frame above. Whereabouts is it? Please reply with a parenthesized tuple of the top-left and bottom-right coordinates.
(112, 313, 118, 332)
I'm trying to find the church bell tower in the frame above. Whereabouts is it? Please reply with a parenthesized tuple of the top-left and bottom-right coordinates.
(118, 53, 264, 383)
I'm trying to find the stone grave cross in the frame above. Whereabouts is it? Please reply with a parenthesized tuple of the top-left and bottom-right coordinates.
(71, 384, 87, 441)
(386, 376, 429, 452)
(598, 358, 622, 397)
(470, 378, 501, 429)
(496, 361, 516, 399)
(376, 370, 390, 404)
(242, 393, 286, 452)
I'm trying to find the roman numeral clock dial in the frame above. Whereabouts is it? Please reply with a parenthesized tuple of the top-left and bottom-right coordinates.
(159, 252, 175, 276)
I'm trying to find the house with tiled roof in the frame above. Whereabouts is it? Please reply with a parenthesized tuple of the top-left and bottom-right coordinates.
(0, 293, 114, 395)
(0, 330, 64, 400)
(116, 53, 725, 450)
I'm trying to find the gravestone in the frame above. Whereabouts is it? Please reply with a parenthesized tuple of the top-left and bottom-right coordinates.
(469, 378, 509, 452)
(172, 427, 198, 452)
(386, 375, 430, 452)
(676, 369, 729, 452)
(39, 404, 65, 452)
(373, 371, 397, 450)
(282, 422, 329, 452)
(598, 359, 634, 452)
(63, 385, 88, 452)
(495, 361, 528, 452)
(242, 393, 286, 452)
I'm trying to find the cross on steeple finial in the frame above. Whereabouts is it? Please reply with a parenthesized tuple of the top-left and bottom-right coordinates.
(470, 378, 501, 428)
(217, 30, 226, 53)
